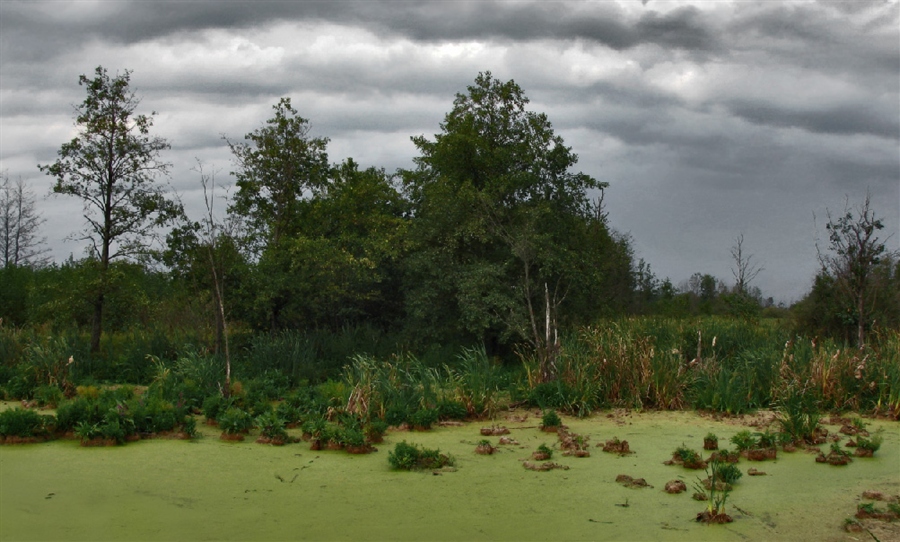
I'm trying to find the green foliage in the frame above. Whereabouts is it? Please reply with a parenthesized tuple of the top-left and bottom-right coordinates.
(674, 444, 702, 463)
(388, 441, 454, 471)
(856, 430, 883, 453)
(255, 410, 287, 441)
(714, 463, 743, 485)
(730, 430, 756, 452)
(775, 382, 821, 443)
(693, 457, 733, 517)
(217, 407, 253, 435)
(0, 408, 51, 438)
(540, 410, 562, 428)
(410, 408, 438, 430)
(33, 384, 64, 408)
(535, 443, 554, 459)
(402, 71, 615, 349)
(39, 66, 181, 352)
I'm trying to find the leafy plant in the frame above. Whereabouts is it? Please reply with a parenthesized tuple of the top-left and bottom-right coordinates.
(541, 410, 562, 428)
(730, 430, 756, 452)
(693, 457, 733, 523)
(388, 441, 454, 471)
(715, 463, 743, 485)
(856, 430, 883, 453)
(410, 408, 438, 430)
(255, 410, 287, 441)
(0, 408, 51, 438)
(535, 443, 554, 459)
(218, 407, 252, 435)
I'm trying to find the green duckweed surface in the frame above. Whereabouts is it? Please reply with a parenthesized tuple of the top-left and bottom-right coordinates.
(1, 408, 898, 541)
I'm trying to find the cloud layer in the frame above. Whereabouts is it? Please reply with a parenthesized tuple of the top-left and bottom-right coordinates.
(1, 0, 897, 302)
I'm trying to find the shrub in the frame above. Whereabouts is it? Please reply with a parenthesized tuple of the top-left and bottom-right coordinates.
(33, 385, 64, 408)
(218, 407, 253, 435)
(0, 408, 51, 438)
(410, 408, 438, 430)
(715, 463, 743, 485)
(387, 441, 454, 470)
(856, 430, 883, 453)
(730, 430, 756, 452)
(255, 410, 288, 441)
(541, 410, 562, 428)
(384, 405, 411, 427)
(436, 399, 468, 421)
(340, 426, 366, 448)
(202, 394, 231, 421)
(535, 443, 554, 459)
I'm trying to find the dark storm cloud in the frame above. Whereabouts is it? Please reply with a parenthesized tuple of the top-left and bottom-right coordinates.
(1, 0, 897, 303)
(727, 100, 899, 139)
(0, 0, 722, 65)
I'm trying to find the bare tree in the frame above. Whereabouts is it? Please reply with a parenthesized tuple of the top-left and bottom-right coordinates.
(730, 233, 763, 295)
(817, 193, 893, 348)
(195, 161, 236, 395)
(1, 172, 49, 268)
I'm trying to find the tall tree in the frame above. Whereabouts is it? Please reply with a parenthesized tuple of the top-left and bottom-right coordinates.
(817, 193, 893, 348)
(227, 98, 330, 330)
(40, 66, 180, 352)
(403, 72, 610, 376)
(1, 172, 48, 268)
(228, 97, 330, 252)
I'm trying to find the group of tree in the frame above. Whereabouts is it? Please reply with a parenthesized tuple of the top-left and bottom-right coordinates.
(2, 66, 897, 363)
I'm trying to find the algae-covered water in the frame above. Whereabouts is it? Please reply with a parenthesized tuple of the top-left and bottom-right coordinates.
(1, 409, 898, 541)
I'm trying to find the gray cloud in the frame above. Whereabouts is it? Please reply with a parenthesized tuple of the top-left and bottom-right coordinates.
(1, 0, 897, 303)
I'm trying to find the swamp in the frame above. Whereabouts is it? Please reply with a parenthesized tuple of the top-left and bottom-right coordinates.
(2, 402, 898, 541)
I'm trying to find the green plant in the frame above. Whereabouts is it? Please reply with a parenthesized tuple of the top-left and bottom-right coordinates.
(365, 418, 388, 442)
(340, 426, 366, 448)
(436, 399, 468, 421)
(0, 408, 51, 438)
(715, 463, 743, 485)
(33, 384, 64, 408)
(776, 382, 821, 443)
(674, 444, 701, 463)
(704, 432, 718, 442)
(730, 430, 756, 452)
(756, 430, 777, 449)
(218, 407, 252, 435)
(856, 430, 883, 453)
(693, 457, 733, 522)
(74, 421, 101, 442)
(387, 441, 454, 471)
(410, 408, 438, 430)
(255, 410, 287, 441)
(535, 443, 554, 459)
(541, 410, 562, 428)
(180, 415, 197, 437)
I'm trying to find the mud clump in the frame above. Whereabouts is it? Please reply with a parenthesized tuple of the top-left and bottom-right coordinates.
(522, 461, 569, 471)
(600, 437, 632, 455)
(664, 480, 687, 494)
(616, 474, 651, 489)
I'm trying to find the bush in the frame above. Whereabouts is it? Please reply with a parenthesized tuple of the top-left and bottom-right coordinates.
(202, 394, 231, 421)
(218, 407, 253, 435)
(436, 399, 468, 421)
(730, 430, 756, 452)
(0, 408, 52, 438)
(387, 441, 454, 470)
(541, 410, 562, 428)
(255, 410, 288, 441)
(410, 408, 438, 430)
(33, 384, 64, 408)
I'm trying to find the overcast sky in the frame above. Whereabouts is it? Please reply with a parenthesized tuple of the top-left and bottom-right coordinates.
(1, 0, 898, 304)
